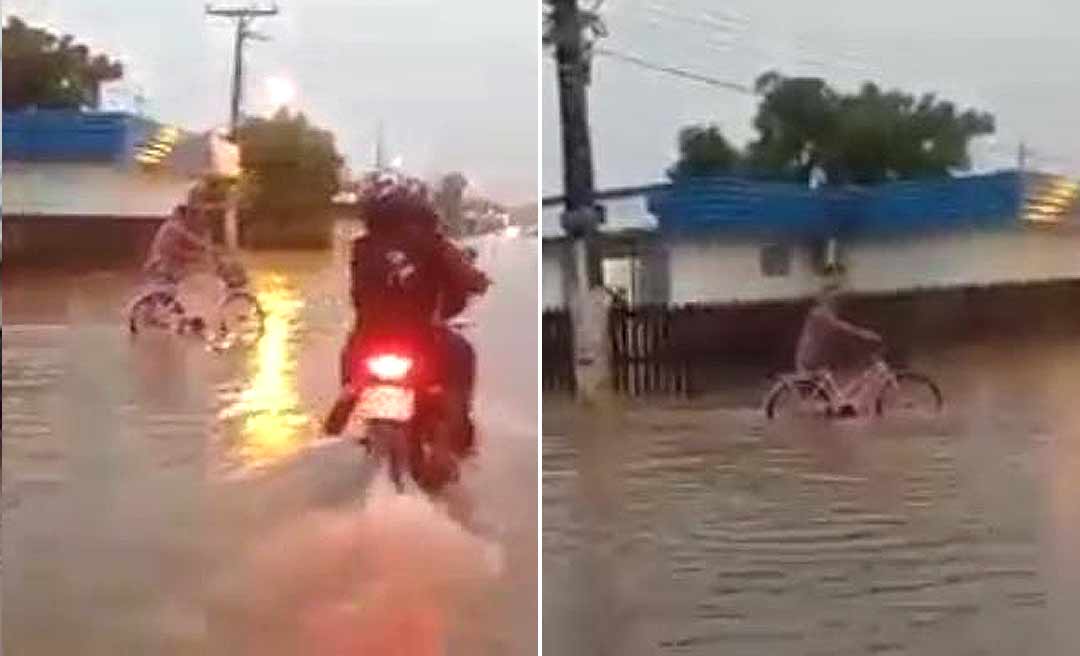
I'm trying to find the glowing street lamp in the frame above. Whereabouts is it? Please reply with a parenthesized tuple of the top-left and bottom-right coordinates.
(265, 76, 296, 109)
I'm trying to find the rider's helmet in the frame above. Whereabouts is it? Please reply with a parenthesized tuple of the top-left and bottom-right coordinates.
(359, 170, 439, 236)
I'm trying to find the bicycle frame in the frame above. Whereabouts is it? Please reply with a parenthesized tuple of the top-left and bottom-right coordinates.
(803, 357, 898, 412)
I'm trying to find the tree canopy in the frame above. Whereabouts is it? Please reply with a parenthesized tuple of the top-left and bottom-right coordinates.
(236, 109, 343, 240)
(668, 125, 741, 179)
(2, 16, 124, 111)
(671, 71, 996, 185)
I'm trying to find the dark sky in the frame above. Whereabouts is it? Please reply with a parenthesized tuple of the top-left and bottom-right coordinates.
(5, 0, 539, 204)
(543, 0, 1080, 195)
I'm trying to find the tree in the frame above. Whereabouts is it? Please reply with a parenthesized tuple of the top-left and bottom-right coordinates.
(236, 108, 344, 247)
(2, 16, 124, 111)
(433, 172, 468, 236)
(671, 71, 996, 185)
(668, 125, 741, 179)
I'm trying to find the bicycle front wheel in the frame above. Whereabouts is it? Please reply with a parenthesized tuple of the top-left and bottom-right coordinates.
(218, 291, 265, 346)
(765, 379, 832, 420)
(876, 372, 943, 419)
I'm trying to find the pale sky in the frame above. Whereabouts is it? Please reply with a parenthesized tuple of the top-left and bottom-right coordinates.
(4, 0, 539, 204)
(542, 0, 1080, 195)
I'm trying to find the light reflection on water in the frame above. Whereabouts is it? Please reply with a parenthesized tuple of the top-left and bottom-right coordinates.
(228, 271, 314, 469)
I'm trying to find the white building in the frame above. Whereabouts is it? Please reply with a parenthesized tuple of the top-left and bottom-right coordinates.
(543, 172, 1080, 310)
(3, 110, 239, 264)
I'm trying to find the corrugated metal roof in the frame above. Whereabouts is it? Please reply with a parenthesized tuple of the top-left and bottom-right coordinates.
(3, 110, 158, 163)
(3, 110, 237, 178)
(542, 189, 658, 239)
(543, 170, 1078, 241)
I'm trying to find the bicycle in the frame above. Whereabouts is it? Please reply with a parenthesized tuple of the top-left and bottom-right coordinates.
(126, 259, 265, 348)
(764, 352, 943, 420)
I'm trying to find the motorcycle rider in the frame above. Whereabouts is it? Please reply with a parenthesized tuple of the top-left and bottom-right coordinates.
(324, 172, 490, 466)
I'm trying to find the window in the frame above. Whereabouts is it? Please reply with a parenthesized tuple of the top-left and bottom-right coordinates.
(760, 244, 792, 277)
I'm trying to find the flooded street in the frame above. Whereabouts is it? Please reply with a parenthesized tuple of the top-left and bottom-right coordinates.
(2, 231, 538, 655)
(544, 339, 1080, 655)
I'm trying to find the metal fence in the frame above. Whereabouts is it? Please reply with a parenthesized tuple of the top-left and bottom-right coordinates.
(542, 310, 576, 393)
(542, 306, 693, 397)
(541, 280, 1080, 398)
(609, 307, 690, 396)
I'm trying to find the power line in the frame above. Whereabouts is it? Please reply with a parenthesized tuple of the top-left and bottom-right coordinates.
(594, 46, 753, 94)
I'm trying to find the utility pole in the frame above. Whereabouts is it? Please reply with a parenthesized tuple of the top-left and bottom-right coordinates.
(205, 3, 279, 137)
(549, 0, 609, 402)
(375, 120, 386, 170)
(206, 3, 278, 250)
(551, 0, 603, 280)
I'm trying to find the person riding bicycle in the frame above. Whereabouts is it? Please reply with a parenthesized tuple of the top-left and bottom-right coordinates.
(325, 171, 490, 459)
(141, 185, 245, 334)
(795, 284, 882, 413)
(143, 184, 239, 286)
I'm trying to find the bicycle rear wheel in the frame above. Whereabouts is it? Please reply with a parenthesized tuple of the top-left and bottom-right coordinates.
(765, 379, 832, 420)
(876, 372, 943, 419)
(129, 291, 185, 336)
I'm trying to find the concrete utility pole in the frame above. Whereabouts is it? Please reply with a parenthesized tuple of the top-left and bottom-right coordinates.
(206, 3, 278, 249)
(205, 3, 279, 137)
(375, 120, 386, 170)
(549, 0, 609, 402)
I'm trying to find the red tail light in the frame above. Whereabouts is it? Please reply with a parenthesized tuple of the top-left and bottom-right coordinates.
(366, 354, 413, 381)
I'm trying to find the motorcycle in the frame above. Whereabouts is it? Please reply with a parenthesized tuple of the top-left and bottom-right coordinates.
(324, 320, 477, 495)
(324, 244, 486, 494)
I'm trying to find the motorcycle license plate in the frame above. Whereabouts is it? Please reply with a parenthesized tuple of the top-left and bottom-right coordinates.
(356, 385, 415, 422)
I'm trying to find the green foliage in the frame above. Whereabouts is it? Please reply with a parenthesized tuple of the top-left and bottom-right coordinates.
(235, 109, 344, 248)
(672, 71, 996, 185)
(2, 16, 124, 110)
(668, 125, 740, 179)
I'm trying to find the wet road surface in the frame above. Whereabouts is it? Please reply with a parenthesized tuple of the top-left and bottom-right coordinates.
(544, 339, 1080, 655)
(2, 232, 538, 655)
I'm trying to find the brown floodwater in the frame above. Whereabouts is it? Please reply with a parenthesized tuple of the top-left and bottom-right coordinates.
(2, 233, 538, 655)
(544, 338, 1080, 655)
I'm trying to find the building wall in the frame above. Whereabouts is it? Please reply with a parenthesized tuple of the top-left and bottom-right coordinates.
(846, 227, 1080, 293)
(667, 237, 821, 304)
(3, 162, 192, 217)
(543, 225, 1080, 309)
(3, 215, 166, 266)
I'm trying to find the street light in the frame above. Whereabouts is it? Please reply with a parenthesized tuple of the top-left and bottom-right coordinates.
(265, 75, 296, 109)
